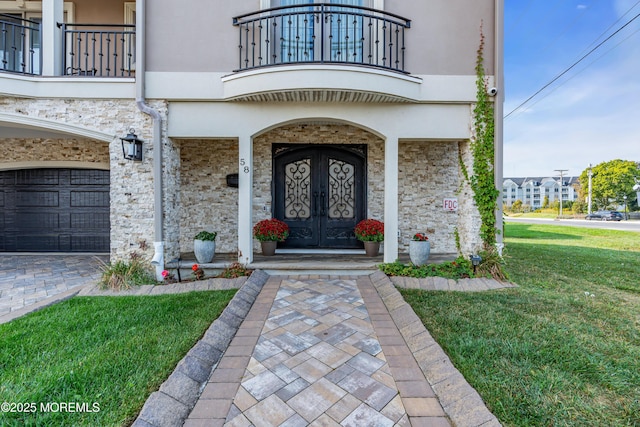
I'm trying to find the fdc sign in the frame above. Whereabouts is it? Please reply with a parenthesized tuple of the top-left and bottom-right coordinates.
(443, 198, 458, 212)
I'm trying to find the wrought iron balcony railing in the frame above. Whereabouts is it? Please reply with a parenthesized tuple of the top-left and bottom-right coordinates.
(233, 4, 411, 73)
(59, 23, 135, 77)
(0, 13, 41, 75)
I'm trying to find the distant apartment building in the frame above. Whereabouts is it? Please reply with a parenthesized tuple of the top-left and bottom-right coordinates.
(503, 177, 581, 209)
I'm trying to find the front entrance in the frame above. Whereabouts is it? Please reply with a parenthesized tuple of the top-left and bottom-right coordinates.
(273, 144, 366, 248)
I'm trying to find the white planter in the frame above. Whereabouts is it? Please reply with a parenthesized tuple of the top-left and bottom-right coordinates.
(194, 239, 216, 263)
(409, 240, 430, 266)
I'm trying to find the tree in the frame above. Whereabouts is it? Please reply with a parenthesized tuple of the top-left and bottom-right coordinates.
(572, 200, 586, 214)
(579, 160, 639, 210)
(511, 199, 523, 213)
(542, 195, 549, 208)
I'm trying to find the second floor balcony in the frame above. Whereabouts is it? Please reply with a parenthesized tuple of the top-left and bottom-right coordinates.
(233, 4, 411, 74)
(1, 13, 134, 78)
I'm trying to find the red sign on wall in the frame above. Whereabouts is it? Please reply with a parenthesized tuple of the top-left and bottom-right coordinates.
(443, 198, 458, 211)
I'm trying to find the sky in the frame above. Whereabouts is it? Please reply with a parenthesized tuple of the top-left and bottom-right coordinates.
(503, 0, 640, 178)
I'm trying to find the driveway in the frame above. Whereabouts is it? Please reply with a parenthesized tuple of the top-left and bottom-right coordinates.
(0, 254, 108, 324)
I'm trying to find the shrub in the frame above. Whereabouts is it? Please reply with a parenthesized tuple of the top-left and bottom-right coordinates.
(379, 257, 474, 279)
(475, 247, 509, 281)
(99, 254, 156, 290)
(219, 262, 252, 278)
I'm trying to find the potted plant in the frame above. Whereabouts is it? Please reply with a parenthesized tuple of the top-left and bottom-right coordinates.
(193, 231, 217, 263)
(253, 218, 289, 256)
(409, 232, 430, 266)
(354, 219, 384, 257)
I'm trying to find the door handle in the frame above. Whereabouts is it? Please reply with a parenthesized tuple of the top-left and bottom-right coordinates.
(320, 191, 326, 215)
(313, 191, 318, 216)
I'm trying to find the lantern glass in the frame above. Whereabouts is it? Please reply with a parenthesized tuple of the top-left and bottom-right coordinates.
(120, 129, 143, 161)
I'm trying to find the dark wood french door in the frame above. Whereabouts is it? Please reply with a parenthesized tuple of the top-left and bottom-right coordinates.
(273, 144, 366, 248)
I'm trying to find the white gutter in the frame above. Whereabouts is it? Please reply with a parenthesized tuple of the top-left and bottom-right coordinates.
(494, 0, 505, 253)
(136, 0, 165, 279)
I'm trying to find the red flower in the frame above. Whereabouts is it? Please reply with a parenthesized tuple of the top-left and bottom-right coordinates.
(253, 218, 290, 242)
(161, 270, 169, 277)
(412, 233, 429, 241)
(354, 219, 384, 242)
(191, 264, 205, 280)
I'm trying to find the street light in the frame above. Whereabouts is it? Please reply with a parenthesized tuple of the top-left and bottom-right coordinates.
(623, 195, 627, 220)
(587, 164, 593, 215)
(555, 169, 568, 218)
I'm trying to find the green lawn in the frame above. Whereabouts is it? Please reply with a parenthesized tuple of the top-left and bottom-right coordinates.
(401, 223, 640, 426)
(0, 290, 236, 427)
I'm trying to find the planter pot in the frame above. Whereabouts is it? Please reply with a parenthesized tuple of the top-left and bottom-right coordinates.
(194, 239, 216, 263)
(409, 240, 431, 266)
(363, 241, 381, 257)
(260, 240, 277, 256)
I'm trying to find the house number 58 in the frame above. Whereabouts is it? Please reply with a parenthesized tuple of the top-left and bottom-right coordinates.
(240, 158, 249, 173)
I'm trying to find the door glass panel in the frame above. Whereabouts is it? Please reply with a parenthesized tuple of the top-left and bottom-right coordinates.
(284, 158, 312, 219)
(328, 158, 355, 219)
(272, 0, 314, 63)
(328, 0, 365, 62)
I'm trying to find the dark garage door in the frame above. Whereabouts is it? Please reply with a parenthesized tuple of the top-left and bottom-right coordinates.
(0, 169, 110, 252)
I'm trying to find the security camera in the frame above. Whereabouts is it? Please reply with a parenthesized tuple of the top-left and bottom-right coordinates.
(488, 87, 498, 96)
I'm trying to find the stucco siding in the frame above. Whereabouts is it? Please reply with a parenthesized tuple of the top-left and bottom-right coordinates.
(146, 0, 495, 76)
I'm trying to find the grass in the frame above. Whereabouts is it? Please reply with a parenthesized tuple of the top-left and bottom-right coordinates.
(401, 223, 640, 426)
(0, 290, 236, 427)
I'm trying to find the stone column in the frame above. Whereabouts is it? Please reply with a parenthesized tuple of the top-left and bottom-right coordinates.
(238, 134, 253, 264)
(384, 135, 399, 263)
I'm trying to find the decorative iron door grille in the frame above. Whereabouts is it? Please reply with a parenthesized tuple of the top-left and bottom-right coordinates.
(274, 144, 366, 248)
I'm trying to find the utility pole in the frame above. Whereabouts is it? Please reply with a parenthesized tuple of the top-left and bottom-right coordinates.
(587, 163, 593, 214)
(555, 169, 568, 218)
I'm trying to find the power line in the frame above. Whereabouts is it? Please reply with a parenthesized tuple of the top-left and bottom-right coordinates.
(580, 0, 640, 54)
(507, 25, 640, 118)
(505, 10, 640, 119)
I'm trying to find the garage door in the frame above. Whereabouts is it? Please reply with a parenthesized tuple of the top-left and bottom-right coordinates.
(0, 169, 110, 252)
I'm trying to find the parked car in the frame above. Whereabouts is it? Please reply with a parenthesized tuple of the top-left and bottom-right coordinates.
(585, 210, 623, 221)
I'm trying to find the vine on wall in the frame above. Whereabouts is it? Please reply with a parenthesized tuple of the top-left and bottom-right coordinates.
(465, 28, 500, 249)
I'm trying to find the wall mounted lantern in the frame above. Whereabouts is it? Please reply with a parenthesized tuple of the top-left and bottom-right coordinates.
(120, 128, 143, 162)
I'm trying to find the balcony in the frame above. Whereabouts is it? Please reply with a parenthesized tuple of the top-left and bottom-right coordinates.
(0, 14, 40, 75)
(233, 4, 411, 74)
(59, 23, 135, 77)
(1, 14, 134, 77)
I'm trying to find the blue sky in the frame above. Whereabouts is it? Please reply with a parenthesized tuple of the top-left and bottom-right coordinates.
(503, 0, 640, 178)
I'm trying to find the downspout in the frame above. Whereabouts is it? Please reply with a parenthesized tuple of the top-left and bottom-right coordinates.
(494, 0, 505, 254)
(135, 0, 165, 279)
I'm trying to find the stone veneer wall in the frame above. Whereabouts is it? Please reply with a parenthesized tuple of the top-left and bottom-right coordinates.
(0, 97, 167, 261)
(398, 141, 461, 254)
(0, 138, 109, 163)
(253, 123, 385, 252)
(177, 139, 239, 254)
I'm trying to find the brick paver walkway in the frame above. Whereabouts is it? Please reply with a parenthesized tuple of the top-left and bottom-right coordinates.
(0, 255, 107, 323)
(185, 275, 450, 426)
